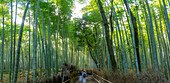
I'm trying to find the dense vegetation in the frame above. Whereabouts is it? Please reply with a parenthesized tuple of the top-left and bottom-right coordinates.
(0, 0, 170, 82)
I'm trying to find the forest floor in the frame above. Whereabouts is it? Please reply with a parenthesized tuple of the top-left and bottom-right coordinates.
(1, 71, 28, 83)
(0, 70, 47, 83)
(1, 69, 170, 83)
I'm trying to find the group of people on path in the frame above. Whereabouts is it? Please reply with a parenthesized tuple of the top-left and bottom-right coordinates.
(61, 63, 92, 83)
(79, 69, 87, 83)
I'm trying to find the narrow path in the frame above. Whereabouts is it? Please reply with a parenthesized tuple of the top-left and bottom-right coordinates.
(75, 75, 98, 83)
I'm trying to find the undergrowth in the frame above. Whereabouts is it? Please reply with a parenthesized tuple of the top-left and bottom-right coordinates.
(92, 69, 169, 83)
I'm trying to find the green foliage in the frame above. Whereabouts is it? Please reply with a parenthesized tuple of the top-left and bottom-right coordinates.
(0, 0, 170, 82)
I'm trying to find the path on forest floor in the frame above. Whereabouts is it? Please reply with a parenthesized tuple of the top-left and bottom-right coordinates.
(75, 75, 98, 83)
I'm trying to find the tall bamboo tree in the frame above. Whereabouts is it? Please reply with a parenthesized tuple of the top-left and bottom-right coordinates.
(39, 7, 49, 78)
(47, 0, 51, 77)
(9, 0, 13, 82)
(109, 0, 128, 73)
(13, 0, 18, 77)
(123, 0, 139, 73)
(96, 0, 117, 71)
(145, 0, 159, 71)
(152, 7, 163, 71)
(55, 14, 60, 76)
(33, 0, 40, 82)
(162, 0, 170, 43)
(1, 3, 5, 81)
(12, 1, 31, 83)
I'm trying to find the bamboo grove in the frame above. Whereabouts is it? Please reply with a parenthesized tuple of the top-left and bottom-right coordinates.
(0, 0, 170, 82)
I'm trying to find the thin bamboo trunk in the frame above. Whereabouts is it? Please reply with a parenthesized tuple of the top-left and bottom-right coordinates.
(142, 0, 153, 69)
(97, 0, 117, 71)
(123, 0, 139, 73)
(1, 4, 5, 81)
(137, 11, 146, 72)
(25, 5, 31, 83)
(39, 7, 49, 78)
(33, 0, 40, 82)
(124, 7, 134, 70)
(12, 1, 31, 82)
(152, 8, 163, 72)
(55, 15, 60, 76)
(110, 0, 128, 73)
(145, 0, 159, 71)
(9, 0, 13, 82)
(162, 0, 170, 43)
(160, 13, 169, 79)
(47, 0, 51, 77)
(13, 0, 18, 78)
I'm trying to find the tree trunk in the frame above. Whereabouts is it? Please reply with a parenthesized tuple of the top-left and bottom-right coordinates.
(85, 34, 98, 68)
(145, 0, 159, 71)
(33, 0, 40, 82)
(123, 0, 141, 72)
(97, 0, 117, 71)
(9, 0, 13, 82)
(47, 0, 51, 77)
(13, 0, 18, 77)
(39, 6, 49, 78)
(162, 0, 170, 44)
(12, 1, 31, 83)
(1, 4, 5, 81)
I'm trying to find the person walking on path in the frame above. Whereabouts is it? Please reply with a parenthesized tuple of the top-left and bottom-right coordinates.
(82, 69, 87, 83)
(79, 70, 82, 83)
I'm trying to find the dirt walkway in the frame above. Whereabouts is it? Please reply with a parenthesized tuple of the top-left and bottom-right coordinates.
(75, 75, 97, 83)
